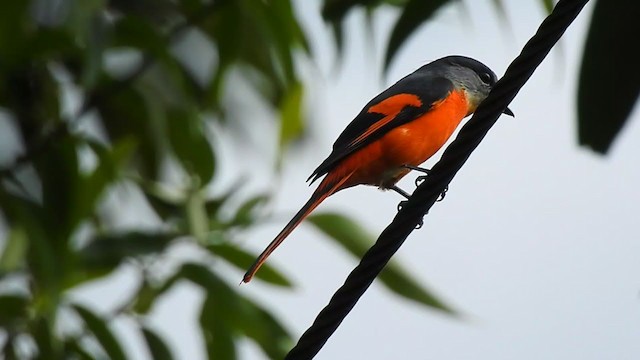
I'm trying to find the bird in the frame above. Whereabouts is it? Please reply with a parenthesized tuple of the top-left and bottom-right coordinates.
(243, 55, 513, 283)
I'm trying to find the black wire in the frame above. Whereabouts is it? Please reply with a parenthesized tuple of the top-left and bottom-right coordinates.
(285, 0, 590, 358)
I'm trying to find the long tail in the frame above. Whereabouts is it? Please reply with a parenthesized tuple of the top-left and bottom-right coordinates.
(242, 173, 353, 283)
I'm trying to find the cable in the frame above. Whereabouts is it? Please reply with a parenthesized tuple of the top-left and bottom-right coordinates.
(285, 0, 590, 358)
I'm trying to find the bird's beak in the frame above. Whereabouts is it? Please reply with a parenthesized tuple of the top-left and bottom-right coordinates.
(503, 107, 515, 117)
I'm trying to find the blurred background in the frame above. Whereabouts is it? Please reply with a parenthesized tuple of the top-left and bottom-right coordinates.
(0, 0, 638, 359)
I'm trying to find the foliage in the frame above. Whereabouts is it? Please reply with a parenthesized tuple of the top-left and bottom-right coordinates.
(0, 0, 450, 358)
(577, 0, 639, 153)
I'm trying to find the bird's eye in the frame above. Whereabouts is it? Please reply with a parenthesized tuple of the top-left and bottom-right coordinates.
(479, 72, 492, 84)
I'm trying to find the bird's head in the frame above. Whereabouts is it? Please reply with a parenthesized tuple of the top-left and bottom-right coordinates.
(432, 55, 514, 117)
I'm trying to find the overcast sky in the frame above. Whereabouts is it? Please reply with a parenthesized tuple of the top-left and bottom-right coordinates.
(74, 0, 640, 359)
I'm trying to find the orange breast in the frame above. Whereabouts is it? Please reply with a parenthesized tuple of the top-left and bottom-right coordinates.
(334, 90, 469, 190)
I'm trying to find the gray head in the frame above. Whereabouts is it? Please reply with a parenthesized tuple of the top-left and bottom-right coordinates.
(423, 56, 513, 116)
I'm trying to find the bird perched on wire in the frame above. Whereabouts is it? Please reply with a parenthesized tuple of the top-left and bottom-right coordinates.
(243, 55, 513, 283)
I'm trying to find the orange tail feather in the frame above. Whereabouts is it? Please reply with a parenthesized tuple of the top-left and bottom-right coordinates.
(243, 173, 352, 283)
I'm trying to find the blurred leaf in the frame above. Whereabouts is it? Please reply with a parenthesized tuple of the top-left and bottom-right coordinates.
(231, 194, 270, 228)
(97, 87, 162, 178)
(76, 231, 177, 272)
(141, 325, 175, 360)
(72, 139, 135, 230)
(0, 294, 28, 327)
(169, 263, 237, 358)
(278, 81, 305, 157)
(180, 262, 290, 360)
(72, 304, 127, 360)
(307, 212, 455, 314)
(207, 242, 293, 287)
(205, 191, 234, 219)
(0, 189, 57, 294)
(111, 16, 169, 61)
(321, 0, 382, 55)
(62, 338, 95, 360)
(131, 279, 161, 315)
(577, 0, 639, 153)
(384, 0, 452, 71)
(172, 262, 228, 293)
(233, 297, 291, 359)
(0, 1, 29, 66)
(166, 107, 216, 184)
(82, 15, 108, 89)
(35, 135, 79, 243)
(177, 0, 205, 15)
(108, 0, 177, 24)
(32, 317, 59, 359)
(541, 0, 554, 13)
(200, 293, 236, 360)
(186, 187, 209, 241)
(322, 0, 379, 22)
(0, 225, 28, 272)
(489, 0, 509, 23)
(138, 179, 185, 220)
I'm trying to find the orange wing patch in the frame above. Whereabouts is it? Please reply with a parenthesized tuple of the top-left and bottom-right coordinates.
(349, 93, 423, 146)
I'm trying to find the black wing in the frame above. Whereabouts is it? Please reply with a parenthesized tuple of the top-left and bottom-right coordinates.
(308, 74, 454, 183)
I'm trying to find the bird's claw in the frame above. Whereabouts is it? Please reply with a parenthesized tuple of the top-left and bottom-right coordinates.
(397, 200, 407, 212)
(415, 175, 428, 187)
(397, 200, 425, 229)
(437, 185, 449, 202)
(414, 175, 448, 202)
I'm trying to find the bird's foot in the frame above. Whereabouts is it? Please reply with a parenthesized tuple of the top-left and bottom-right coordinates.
(414, 175, 448, 202)
(396, 200, 425, 229)
(437, 185, 448, 202)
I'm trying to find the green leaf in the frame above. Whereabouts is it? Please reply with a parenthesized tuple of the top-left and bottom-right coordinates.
(82, 15, 107, 89)
(32, 317, 59, 359)
(233, 297, 292, 359)
(111, 16, 169, 61)
(0, 189, 58, 294)
(278, 81, 305, 157)
(0, 225, 28, 272)
(76, 231, 176, 272)
(577, 0, 639, 153)
(72, 139, 135, 230)
(321, 0, 379, 58)
(171, 263, 237, 359)
(72, 304, 127, 360)
(35, 134, 80, 244)
(166, 107, 216, 184)
(141, 325, 175, 360)
(231, 194, 270, 228)
(200, 293, 236, 360)
(307, 212, 455, 314)
(0, 1, 29, 66)
(130, 279, 161, 315)
(384, 0, 452, 71)
(321, 0, 380, 23)
(206, 243, 293, 287)
(0, 294, 28, 327)
(137, 179, 185, 220)
(108, 0, 177, 24)
(62, 338, 95, 360)
(97, 87, 162, 179)
(541, 0, 554, 13)
(173, 263, 229, 293)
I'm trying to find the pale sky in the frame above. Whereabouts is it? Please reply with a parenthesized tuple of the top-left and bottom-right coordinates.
(74, 0, 640, 359)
